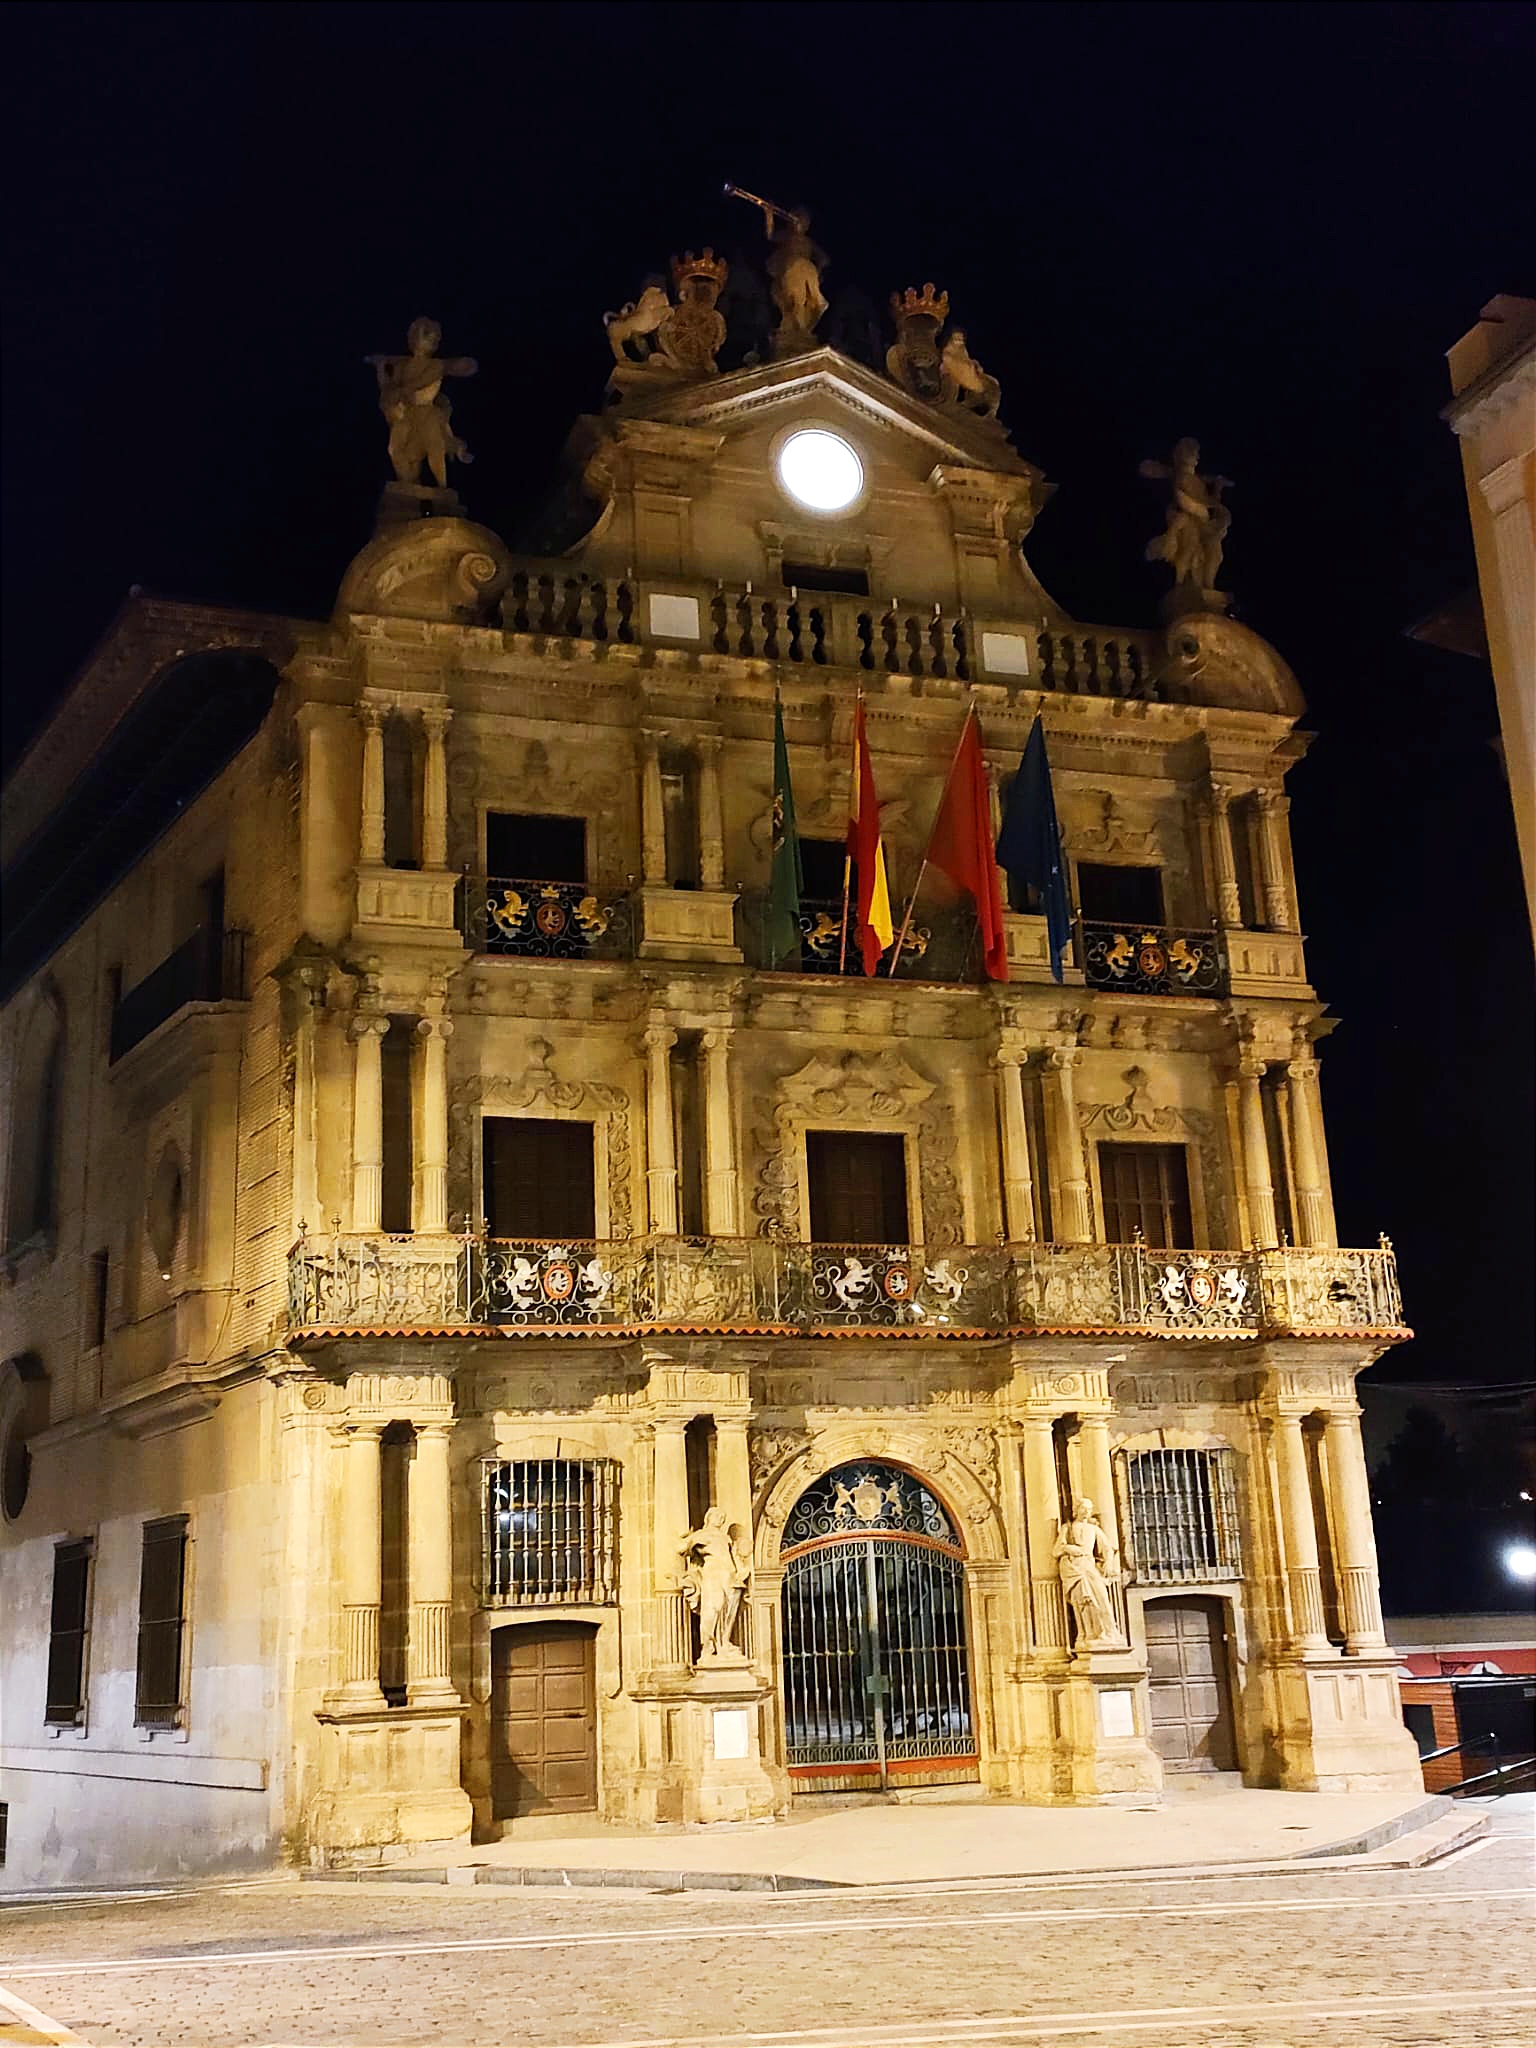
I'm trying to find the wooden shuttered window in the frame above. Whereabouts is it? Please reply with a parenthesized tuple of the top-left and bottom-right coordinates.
(45, 1540, 91, 1725)
(805, 1131, 910, 1245)
(483, 1117, 597, 1240)
(135, 1516, 189, 1724)
(1097, 1142, 1193, 1249)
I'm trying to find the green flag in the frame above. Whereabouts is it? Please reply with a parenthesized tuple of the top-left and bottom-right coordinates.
(765, 690, 803, 967)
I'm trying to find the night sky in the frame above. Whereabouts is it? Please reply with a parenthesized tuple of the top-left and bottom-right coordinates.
(3, 3, 1533, 1429)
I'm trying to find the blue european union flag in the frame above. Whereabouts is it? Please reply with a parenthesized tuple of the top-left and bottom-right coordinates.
(995, 715, 1071, 983)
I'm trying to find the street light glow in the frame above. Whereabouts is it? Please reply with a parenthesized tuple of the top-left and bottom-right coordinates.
(1502, 1542, 1536, 1581)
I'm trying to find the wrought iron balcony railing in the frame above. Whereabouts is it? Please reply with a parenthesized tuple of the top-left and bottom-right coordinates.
(737, 891, 981, 981)
(459, 875, 635, 960)
(287, 1233, 1404, 1340)
(1080, 920, 1226, 998)
(110, 925, 247, 1063)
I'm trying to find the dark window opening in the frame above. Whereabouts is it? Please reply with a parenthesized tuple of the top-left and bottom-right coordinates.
(135, 1516, 189, 1724)
(0, 1800, 7, 1866)
(661, 754, 699, 890)
(806, 1130, 909, 1245)
(1077, 862, 1164, 926)
(46, 1539, 91, 1725)
(1403, 1702, 1437, 1757)
(685, 1416, 716, 1531)
(197, 869, 225, 946)
(781, 560, 870, 597)
(798, 836, 847, 901)
(380, 1423, 413, 1706)
(486, 811, 586, 885)
(1097, 1142, 1193, 1249)
(673, 1040, 704, 1239)
(380, 1019, 415, 1236)
(383, 717, 418, 868)
(483, 1117, 596, 1239)
(89, 1249, 110, 1350)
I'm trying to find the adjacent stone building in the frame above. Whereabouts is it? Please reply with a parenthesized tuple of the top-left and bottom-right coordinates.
(0, 234, 1420, 1886)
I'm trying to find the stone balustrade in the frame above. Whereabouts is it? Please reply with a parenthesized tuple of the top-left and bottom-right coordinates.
(498, 557, 1163, 698)
(288, 1232, 1404, 1340)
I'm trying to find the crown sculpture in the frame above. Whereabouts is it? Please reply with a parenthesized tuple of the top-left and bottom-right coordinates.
(598, 201, 1004, 426)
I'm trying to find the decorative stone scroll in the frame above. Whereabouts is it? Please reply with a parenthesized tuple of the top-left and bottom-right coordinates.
(751, 1049, 963, 1246)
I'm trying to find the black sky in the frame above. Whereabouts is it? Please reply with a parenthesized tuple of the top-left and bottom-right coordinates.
(3, 1, 1533, 1393)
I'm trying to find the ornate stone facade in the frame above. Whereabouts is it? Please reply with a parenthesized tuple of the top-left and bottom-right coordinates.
(0, 232, 1420, 1887)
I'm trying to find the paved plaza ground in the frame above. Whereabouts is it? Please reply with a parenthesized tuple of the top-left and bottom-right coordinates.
(0, 1797, 1529, 2047)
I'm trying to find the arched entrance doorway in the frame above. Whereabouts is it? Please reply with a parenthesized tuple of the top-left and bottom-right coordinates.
(780, 1461, 977, 1793)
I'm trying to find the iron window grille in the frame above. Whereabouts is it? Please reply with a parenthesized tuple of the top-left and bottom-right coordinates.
(135, 1516, 189, 1725)
(1123, 1447, 1242, 1583)
(483, 1458, 618, 1606)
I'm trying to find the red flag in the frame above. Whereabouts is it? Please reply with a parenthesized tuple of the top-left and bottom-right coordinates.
(926, 710, 1009, 981)
(845, 698, 894, 975)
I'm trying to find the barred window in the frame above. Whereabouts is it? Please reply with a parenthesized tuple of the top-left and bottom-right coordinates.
(135, 1516, 189, 1724)
(483, 1459, 618, 1605)
(1124, 1448, 1241, 1582)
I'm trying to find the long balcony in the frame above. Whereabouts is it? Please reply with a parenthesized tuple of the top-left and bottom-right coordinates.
(110, 925, 246, 1062)
(287, 1234, 1404, 1341)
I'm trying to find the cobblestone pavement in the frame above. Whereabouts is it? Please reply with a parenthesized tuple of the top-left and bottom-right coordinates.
(0, 1818, 1531, 2047)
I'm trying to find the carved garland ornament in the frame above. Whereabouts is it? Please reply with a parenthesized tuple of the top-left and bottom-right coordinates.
(751, 1049, 963, 1247)
(447, 1053, 634, 1236)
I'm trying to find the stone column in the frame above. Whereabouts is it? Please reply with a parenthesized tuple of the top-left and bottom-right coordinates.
(700, 1029, 738, 1236)
(1236, 1056, 1278, 1248)
(1045, 1050, 1093, 1243)
(1324, 1411, 1387, 1652)
(652, 1419, 691, 1669)
(1272, 1414, 1329, 1651)
(414, 1017, 452, 1235)
(1206, 780, 1243, 928)
(640, 728, 668, 885)
(997, 1046, 1037, 1243)
(358, 701, 387, 867)
(1285, 1046, 1334, 1248)
(420, 706, 451, 871)
(1021, 1417, 1066, 1653)
(696, 733, 726, 890)
(407, 1422, 459, 1703)
(338, 1421, 388, 1706)
(349, 1013, 389, 1233)
(1254, 789, 1298, 932)
(644, 1022, 679, 1234)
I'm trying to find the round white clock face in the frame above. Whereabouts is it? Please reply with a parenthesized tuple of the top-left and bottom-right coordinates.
(775, 429, 863, 514)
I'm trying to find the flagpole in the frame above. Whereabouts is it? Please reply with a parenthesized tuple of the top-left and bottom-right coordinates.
(888, 706, 975, 975)
(838, 688, 860, 974)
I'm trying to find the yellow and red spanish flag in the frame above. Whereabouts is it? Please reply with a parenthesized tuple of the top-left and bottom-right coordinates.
(845, 697, 894, 975)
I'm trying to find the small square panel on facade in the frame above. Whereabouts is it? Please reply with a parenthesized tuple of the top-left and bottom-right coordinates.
(1098, 1689, 1137, 1739)
(648, 593, 701, 641)
(712, 1707, 752, 1760)
(980, 630, 1032, 677)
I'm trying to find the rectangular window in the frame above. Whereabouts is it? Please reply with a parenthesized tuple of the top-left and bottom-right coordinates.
(1124, 1448, 1241, 1582)
(0, 1800, 7, 1866)
(483, 1117, 596, 1239)
(1077, 862, 1165, 926)
(781, 560, 870, 596)
(45, 1540, 92, 1725)
(380, 1018, 415, 1236)
(797, 836, 847, 901)
(485, 811, 586, 884)
(89, 1248, 110, 1350)
(1097, 1142, 1192, 1249)
(483, 1459, 619, 1604)
(135, 1516, 189, 1725)
(806, 1130, 909, 1245)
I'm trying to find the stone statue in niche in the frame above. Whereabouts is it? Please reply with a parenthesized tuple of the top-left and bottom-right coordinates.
(887, 284, 951, 401)
(1054, 1497, 1124, 1647)
(1139, 438, 1232, 594)
(941, 329, 1001, 417)
(366, 318, 477, 488)
(679, 1508, 752, 1662)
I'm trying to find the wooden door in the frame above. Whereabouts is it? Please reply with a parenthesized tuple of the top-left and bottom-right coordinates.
(1144, 1596, 1237, 1771)
(806, 1130, 909, 1244)
(490, 1622, 598, 1818)
(483, 1117, 596, 1239)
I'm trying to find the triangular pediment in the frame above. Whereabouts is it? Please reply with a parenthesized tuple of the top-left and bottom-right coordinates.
(615, 346, 1039, 480)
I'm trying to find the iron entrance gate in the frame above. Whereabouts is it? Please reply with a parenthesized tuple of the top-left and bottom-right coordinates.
(780, 1462, 977, 1791)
